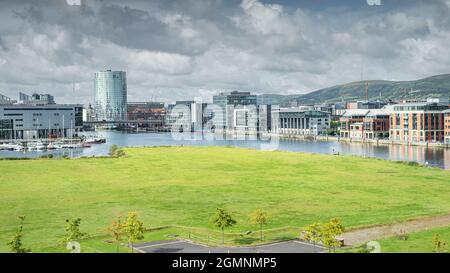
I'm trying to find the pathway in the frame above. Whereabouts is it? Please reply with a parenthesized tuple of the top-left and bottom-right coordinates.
(342, 214, 450, 246)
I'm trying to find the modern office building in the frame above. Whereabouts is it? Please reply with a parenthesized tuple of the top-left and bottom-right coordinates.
(0, 103, 83, 140)
(212, 91, 257, 131)
(94, 70, 127, 121)
(389, 102, 449, 143)
(166, 101, 207, 132)
(271, 108, 330, 136)
(19, 92, 55, 105)
(444, 109, 450, 144)
(231, 105, 259, 132)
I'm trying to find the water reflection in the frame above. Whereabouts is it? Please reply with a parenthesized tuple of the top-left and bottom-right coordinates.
(1, 131, 449, 170)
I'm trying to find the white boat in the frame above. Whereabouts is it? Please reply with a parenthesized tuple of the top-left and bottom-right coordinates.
(59, 143, 83, 149)
(13, 144, 25, 151)
(84, 137, 106, 144)
(0, 143, 17, 150)
(35, 142, 45, 150)
(27, 142, 45, 151)
(47, 143, 56, 150)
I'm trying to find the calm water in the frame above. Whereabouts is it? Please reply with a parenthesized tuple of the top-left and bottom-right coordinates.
(1, 131, 450, 170)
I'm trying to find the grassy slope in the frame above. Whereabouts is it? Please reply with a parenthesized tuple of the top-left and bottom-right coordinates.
(347, 226, 450, 253)
(1, 146, 450, 252)
(378, 226, 450, 253)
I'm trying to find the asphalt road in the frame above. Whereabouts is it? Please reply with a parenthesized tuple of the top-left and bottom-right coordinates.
(133, 240, 324, 253)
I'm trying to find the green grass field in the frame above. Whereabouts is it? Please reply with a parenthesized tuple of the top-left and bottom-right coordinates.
(346, 225, 450, 253)
(377, 226, 450, 253)
(1, 146, 450, 252)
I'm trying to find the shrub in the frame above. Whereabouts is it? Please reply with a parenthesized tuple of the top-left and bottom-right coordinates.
(108, 145, 126, 158)
(395, 229, 409, 241)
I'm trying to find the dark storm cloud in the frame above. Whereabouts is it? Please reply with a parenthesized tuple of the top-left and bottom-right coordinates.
(0, 0, 449, 103)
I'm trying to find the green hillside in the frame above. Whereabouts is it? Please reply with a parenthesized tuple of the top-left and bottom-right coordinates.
(259, 74, 450, 106)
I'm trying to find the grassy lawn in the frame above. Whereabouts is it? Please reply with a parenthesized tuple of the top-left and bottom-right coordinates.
(346, 226, 450, 253)
(1, 146, 450, 252)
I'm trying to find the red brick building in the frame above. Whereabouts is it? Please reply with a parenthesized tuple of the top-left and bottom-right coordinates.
(444, 109, 450, 144)
(339, 109, 369, 138)
(363, 109, 390, 139)
(390, 102, 449, 143)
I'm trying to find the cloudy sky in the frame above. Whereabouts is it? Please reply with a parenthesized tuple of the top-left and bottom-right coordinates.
(0, 0, 449, 104)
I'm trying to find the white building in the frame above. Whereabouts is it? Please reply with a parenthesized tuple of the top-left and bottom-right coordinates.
(271, 108, 330, 136)
(0, 104, 83, 140)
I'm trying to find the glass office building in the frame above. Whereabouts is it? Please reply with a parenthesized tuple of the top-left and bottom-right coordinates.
(212, 91, 257, 130)
(94, 70, 127, 121)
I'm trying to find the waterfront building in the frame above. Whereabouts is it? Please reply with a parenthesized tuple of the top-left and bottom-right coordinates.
(349, 122, 364, 139)
(362, 109, 390, 139)
(127, 102, 165, 121)
(94, 70, 127, 121)
(165, 101, 208, 132)
(339, 109, 369, 138)
(166, 101, 193, 132)
(19, 92, 55, 105)
(271, 108, 330, 136)
(212, 91, 257, 131)
(443, 109, 450, 144)
(232, 104, 258, 132)
(389, 102, 449, 143)
(0, 103, 83, 140)
(258, 104, 272, 133)
(82, 104, 95, 122)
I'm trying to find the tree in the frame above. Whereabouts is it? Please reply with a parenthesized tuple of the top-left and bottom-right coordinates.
(7, 216, 31, 253)
(433, 234, 447, 253)
(123, 212, 145, 253)
(211, 208, 237, 244)
(321, 218, 345, 253)
(302, 222, 322, 253)
(249, 209, 270, 241)
(61, 218, 87, 252)
(109, 145, 119, 156)
(106, 216, 124, 253)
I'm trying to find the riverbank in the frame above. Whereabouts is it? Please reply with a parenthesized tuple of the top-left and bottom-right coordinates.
(270, 134, 450, 149)
(1, 146, 450, 252)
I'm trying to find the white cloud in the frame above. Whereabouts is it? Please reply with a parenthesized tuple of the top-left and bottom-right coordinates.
(0, 0, 449, 104)
(128, 50, 193, 75)
(66, 0, 81, 6)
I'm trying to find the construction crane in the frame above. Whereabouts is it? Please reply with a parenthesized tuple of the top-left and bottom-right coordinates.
(364, 82, 369, 101)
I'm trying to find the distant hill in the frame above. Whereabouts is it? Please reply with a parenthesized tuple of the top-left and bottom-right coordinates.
(258, 74, 450, 106)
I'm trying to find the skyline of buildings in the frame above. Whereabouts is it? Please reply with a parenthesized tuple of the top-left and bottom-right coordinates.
(1, 68, 450, 145)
